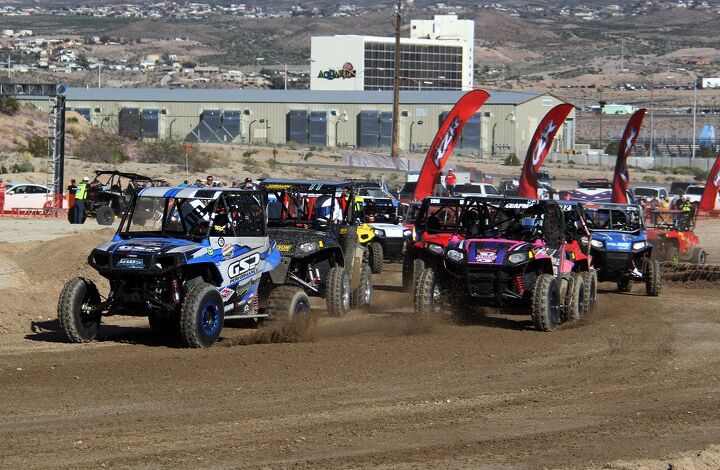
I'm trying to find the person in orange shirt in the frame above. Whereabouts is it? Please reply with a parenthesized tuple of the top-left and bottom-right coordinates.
(445, 169, 457, 196)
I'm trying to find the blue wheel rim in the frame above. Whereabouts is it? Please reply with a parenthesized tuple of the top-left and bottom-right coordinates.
(200, 302, 221, 336)
(294, 298, 310, 317)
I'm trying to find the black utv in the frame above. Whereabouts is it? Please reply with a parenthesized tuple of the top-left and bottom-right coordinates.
(258, 179, 372, 317)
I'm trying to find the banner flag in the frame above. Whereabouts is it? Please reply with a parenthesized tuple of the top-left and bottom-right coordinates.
(517, 104, 575, 198)
(699, 152, 720, 211)
(413, 89, 490, 200)
(611, 109, 647, 203)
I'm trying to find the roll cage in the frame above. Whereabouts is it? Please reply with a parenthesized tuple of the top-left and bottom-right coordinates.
(583, 203, 645, 233)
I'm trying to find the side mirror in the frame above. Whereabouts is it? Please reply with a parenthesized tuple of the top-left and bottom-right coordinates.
(6, 190, 14, 195)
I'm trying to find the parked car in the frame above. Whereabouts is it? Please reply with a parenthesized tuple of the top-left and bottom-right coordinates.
(3, 183, 53, 210)
(452, 182, 500, 197)
(632, 186, 668, 201)
(669, 181, 695, 196)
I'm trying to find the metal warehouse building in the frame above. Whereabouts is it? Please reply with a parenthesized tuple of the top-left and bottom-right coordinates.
(23, 88, 575, 157)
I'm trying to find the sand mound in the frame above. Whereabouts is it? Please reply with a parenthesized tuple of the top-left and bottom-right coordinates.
(0, 230, 110, 334)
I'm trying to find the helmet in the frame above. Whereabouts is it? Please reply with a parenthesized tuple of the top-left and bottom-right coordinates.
(82, 176, 90, 182)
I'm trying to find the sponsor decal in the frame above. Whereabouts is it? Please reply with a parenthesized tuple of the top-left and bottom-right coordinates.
(318, 62, 356, 80)
(221, 242, 234, 258)
(236, 284, 249, 298)
(433, 117, 461, 168)
(220, 287, 234, 301)
(207, 248, 215, 256)
(264, 183, 293, 190)
(228, 253, 261, 279)
(714, 171, 720, 189)
(531, 120, 558, 166)
(475, 250, 497, 263)
(217, 237, 225, 247)
(117, 244, 163, 253)
(277, 244, 292, 253)
(116, 258, 144, 268)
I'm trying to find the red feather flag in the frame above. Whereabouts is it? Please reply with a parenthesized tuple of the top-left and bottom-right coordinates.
(517, 104, 574, 199)
(413, 89, 490, 200)
(611, 109, 646, 204)
(699, 152, 720, 211)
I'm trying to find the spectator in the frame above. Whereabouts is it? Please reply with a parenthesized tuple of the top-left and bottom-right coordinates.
(205, 175, 214, 187)
(445, 169, 457, 196)
(242, 178, 254, 189)
(193, 179, 203, 187)
(73, 176, 90, 224)
(178, 180, 189, 188)
(66, 179, 77, 195)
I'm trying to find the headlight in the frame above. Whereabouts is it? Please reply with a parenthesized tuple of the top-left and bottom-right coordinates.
(507, 252, 528, 264)
(446, 249, 464, 262)
(374, 229, 385, 237)
(632, 241, 647, 250)
(426, 243, 444, 255)
(591, 239, 604, 248)
(299, 242, 318, 254)
(403, 229, 412, 238)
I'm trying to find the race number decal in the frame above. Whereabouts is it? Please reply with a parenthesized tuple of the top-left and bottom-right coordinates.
(228, 253, 261, 279)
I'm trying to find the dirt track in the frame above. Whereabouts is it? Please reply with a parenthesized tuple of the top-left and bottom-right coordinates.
(2, 223, 720, 468)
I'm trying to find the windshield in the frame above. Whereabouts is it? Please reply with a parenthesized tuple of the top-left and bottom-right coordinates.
(358, 188, 389, 198)
(584, 207, 644, 232)
(360, 200, 398, 224)
(122, 192, 264, 239)
(419, 199, 547, 242)
(633, 188, 658, 198)
(685, 187, 704, 195)
(265, 188, 347, 230)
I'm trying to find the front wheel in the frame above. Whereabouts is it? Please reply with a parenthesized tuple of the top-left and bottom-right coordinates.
(265, 285, 312, 339)
(581, 269, 598, 314)
(414, 267, 443, 316)
(179, 282, 224, 348)
(402, 256, 425, 292)
(57, 277, 101, 343)
(326, 266, 351, 317)
(690, 248, 707, 265)
(563, 273, 585, 322)
(531, 274, 561, 332)
(665, 245, 679, 263)
(350, 263, 372, 309)
(645, 258, 662, 297)
(368, 241, 384, 274)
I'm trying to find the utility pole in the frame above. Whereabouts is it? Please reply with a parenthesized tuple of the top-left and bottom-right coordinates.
(692, 78, 697, 159)
(390, 0, 402, 159)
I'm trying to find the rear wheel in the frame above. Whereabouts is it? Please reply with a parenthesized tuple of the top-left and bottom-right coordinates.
(414, 267, 443, 316)
(645, 258, 662, 297)
(95, 204, 114, 225)
(402, 256, 425, 292)
(563, 273, 585, 322)
(581, 269, 598, 314)
(350, 263, 372, 309)
(690, 247, 707, 265)
(665, 245, 679, 263)
(531, 274, 561, 332)
(58, 277, 101, 343)
(326, 266, 350, 317)
(368, 241, 384, 274)
(179, 282, 224, 348)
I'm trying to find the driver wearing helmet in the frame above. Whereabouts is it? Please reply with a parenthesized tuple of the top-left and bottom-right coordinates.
(314, 194, 343, 224)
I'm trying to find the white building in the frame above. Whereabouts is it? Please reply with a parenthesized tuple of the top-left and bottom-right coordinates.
(310, 14, 474, 92)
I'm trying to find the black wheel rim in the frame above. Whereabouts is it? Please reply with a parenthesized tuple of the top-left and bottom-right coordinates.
(294, 298, 310, 317)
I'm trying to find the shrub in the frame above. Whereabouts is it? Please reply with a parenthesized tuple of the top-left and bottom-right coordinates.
(26, 136, 47, 159)
(642, 175, 657, 183)
(287, 141, 298, 150)
(0, 96, 19, 116)
(75, 130, 127, 164)
(66, 116, 79, 124)
(139, 138, 215, 173)
(10, 161, 34, 173)
(242, 149, 259, 159)
(503, 153, 520, 166)
(304, 151, 313, 161)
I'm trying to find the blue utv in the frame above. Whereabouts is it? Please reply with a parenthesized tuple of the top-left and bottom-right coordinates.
(582, 202, 661, 296)
(58, 187, 311, 348)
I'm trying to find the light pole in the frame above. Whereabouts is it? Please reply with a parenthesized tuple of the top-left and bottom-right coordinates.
(505, 111, 517, 156)
(334, 112, 348, 147)
(390, 0, 402, 159)
(409, 120, 423, 152)
(598, 100, 607, 151)
(256, 57, 287, 90)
